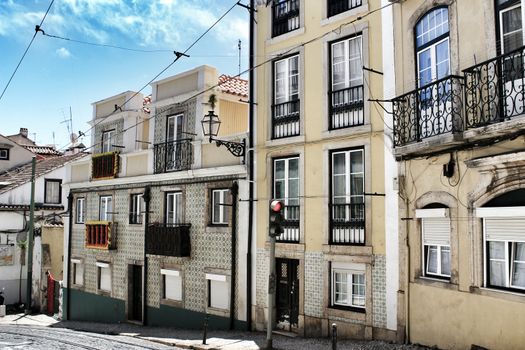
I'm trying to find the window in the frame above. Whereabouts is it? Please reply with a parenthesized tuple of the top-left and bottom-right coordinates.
(271, 0, 300, 37)
(76, 197, 85, 224)
(99, 195, 113, 221)
(166, 114, 185, 171)
(129, 193, 144, 224)
(416, 208, 451, 279)
(273, 157, 300, 241)
(211, 189, 229, 225)
(331, 262, 365, 310)
(101, 130, 115, 153)
(0, 148, 9, 160)
(166, 192, 182, 224)
(330, 148, 365, 244)
(206, 273, 229, 310)
(328, 0, 363, 18)
(273, 55, 300, 139)
(329, 35, 364, 128)
(498, 1, 524, 81)
(71, 259, 83, 286)
(161, 269, 182, 301)
(44, 179, 61, 204)
(96, 262, 111, 292)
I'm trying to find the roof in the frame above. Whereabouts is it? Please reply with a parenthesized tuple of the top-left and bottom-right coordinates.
(24, 145, 63, 156)
(0, 152, 88, 195)
(6, 133, 36, 146)
(0, 204, 64, 211)
(218, 75, 248, 98)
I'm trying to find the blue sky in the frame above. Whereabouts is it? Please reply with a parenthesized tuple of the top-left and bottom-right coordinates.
(0, 0, 249, 149)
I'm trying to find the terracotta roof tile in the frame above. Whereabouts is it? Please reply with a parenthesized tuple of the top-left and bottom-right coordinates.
(218, 75, 248, 98)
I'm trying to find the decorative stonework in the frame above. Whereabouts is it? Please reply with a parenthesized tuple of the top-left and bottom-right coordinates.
(304, 251, 324, 318)
(372, 254, 387, 328)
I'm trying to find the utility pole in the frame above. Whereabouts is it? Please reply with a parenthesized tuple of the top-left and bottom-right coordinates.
(25, 156, 36, 314)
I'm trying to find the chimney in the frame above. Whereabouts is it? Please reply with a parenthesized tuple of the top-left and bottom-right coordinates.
(20, 128, 28, 137)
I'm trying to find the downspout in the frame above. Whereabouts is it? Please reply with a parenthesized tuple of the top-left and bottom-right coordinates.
(142, 186, 151, 326)
(404, 174, 410, 343)
(246, 0, 255, 331)
(230, 182, 238, 330)
(66, 192, 73, 320)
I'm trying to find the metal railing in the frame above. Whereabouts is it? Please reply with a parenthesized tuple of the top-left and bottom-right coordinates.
(464, 45, 525, 128)
(146, 223, 191, 257)
(272, 100, 300, 139)
(85, 221, 116, 249)
(329, 203, 365, 244)
(272, 0, 300, 37)
(91, 152, 119, 180)
(392, 75, 464, 147)
(153, 139, 193, 174)
(329, 85, 364, 129)
(328, 0, 363, 18)
(275, 205, 300, 243)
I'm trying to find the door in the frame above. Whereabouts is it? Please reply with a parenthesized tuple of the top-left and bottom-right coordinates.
(128, 265, 143, 322)
(275, 258, 299, 330)
(166, 114, 184, 170)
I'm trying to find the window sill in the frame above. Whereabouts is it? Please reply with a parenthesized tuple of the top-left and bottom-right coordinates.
(160, 298, 183, 308)
(321, 3, 369, 27)
(326, 306, 366, 322)
(322, 244, 373, 257)
(265, 135, 305, 148)
(266, 27, 305, 46)
(470, 286, 525, 303)
(206, 306, 229, 318)
(414, 277, 457, 290)
(205, 226, 230, 234)
(321, 124, 372, 140)
(128, 222, 144, 226)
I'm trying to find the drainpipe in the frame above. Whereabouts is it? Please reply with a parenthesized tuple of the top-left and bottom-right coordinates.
(404, 176, 410, 343)
(66, 192, 73, 320)
(25, 157, 36, 314)
(246, 0, 255, 331)
(142, 186, 151, 326)
(230, 182, 239, 330)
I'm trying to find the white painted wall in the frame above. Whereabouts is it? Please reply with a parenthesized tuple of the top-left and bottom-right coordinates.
(0, 135, 34, 173)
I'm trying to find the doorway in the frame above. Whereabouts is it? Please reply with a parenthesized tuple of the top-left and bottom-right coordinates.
(275, 258, 299, 331)
(128, 264, 143, 323)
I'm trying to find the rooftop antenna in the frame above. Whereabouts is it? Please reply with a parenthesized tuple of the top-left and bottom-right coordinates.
(238, 39, 241, 76)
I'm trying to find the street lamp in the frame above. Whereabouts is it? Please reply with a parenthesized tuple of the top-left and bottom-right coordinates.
(201, 109, 246, 163)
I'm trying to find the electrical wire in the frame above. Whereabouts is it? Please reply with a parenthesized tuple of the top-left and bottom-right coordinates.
(0, 0, 54, 103)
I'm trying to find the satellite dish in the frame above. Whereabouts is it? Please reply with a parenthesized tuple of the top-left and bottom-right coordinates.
(16, 231, 27, 243)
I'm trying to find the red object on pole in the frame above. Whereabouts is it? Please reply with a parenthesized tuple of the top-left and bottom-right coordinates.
(46, 272, 55, 315)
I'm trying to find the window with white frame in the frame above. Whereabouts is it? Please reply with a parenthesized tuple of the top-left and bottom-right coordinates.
(72, 259, 83, 286)
(44, 179, 61, 204)
(206, 273, 229, 310)
(99, 195, 113, 221)
(130, 193, 144, 224)
(166, 192, 182, 224)
(331, 262, 365, 309)
(96, 261, 111, 292)
(331, 36, 363, 92)
(211, 189, 229, 225)
(498, 1, 523, 55)
(273, 156, 299, 221)
(76, 197, 85, 224)
(161, 269, 182, 301)
(416, 208, 451, 279)
(101, 129, 115, 153)
(0, 148, 9, 160)
(274, 55, 299, 106)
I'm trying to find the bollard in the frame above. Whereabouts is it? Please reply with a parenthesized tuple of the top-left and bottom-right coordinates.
(331, 323, 337, 350)
(202, 313, 209, 345)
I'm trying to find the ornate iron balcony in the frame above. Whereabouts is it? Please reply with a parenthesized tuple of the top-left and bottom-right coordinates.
(146, 223, 191, 257)
(329, 85, 364, 129)
(328, 0, 363, 18)
(272, 0, 300, 37)
(272, 100, 300, 139)
(464, 45, 525, 129)
(153, 139, 193, 174)
(392, 75, 464, 147)
(275, 204, 300, 243)
(91, 152, 119, 180)
(85, 221, 116, 250)
(329, 203, 365, 245)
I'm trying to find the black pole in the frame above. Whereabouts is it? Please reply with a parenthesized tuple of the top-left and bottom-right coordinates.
(142, 186, 151, 325)
(66, 192, 73, 320)
(230, 182, 239, 330)
(246, 0, 255, 331)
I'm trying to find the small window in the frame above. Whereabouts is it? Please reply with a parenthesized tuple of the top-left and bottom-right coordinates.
(72, 259, 83, 286)
(331, 262, 365, 310)
(416, 208, 451, 279)
(0, 148, 9, 160)
(99, 195, 113, 221)
(44, 179, 61, 204)
(76, 197, 85, 224)
(101, 130, 115, 153)
(96, 262, 111, 292)
(161, 269, 182, 301)
(328, 0, 363, 18)
(271, 0, 300, 37)
(166, 192, 182, 224)
(129, 193, 144, 224)
(206, 273, 229, 310)
(211, 189, 229, 225)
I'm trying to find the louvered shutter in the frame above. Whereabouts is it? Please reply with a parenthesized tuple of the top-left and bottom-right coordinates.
(422, 217, 450, 245)
(484, 218, 525, 242)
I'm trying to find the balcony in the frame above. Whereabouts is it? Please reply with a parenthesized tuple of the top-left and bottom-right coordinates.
(153, 139, 193, 174)
(272, 100, 300, 139)
(329, 203, 365, 245)
(146, 223, 191, 257)
(329, 85, 364, 129)
(328, 0, 363, 18)
(392, 75, 464, 147)
(91, 152, 120, 180)
(272, 0, 300, 37)
(275, 205, 300, 243)
(85, 221, 116, 249)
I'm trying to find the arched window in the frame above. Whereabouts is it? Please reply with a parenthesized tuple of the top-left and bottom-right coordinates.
(415, 7, 450, 88)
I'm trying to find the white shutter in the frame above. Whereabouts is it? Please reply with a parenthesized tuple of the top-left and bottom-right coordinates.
(485, 218, 525, 242)
(422, 217, 450, 245)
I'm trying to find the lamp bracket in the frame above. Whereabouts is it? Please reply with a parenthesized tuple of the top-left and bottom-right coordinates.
(212, 138, 246, 163)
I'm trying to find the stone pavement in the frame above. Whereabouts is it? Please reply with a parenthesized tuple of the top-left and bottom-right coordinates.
(0, 313, 431, 350)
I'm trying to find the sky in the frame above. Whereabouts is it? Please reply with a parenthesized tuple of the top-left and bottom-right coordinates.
(0, 0, 250, 150)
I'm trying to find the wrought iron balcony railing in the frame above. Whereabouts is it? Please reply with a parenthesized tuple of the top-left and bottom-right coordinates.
(464, 45, 525, 129)
(329, 203, 365, 245)
(275, 205, 300, 243)
(153, 139, 193, 174)
(272, 0, 300, 37)
(272, 100, 300, 139)
(329, 85, 364, 129)
(91, 152, 119, 180)
(85, 221, 116, 249)
(392, 75, 464, 147)
(328, 0, 363, 18)
(146, 223, 191, 257)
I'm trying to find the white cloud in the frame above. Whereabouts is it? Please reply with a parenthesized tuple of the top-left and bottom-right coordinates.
(56, 47, 71, 58)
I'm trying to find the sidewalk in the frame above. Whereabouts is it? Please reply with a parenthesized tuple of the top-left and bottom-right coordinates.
(0, 313, 430, 350)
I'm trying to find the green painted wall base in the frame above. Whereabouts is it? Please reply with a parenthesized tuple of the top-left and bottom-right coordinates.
(66, 288, 125, 323)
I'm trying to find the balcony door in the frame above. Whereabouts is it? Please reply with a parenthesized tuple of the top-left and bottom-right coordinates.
(166, 114, 184, 171)
(166, 192, 182, 225)
(273, 55, 300, 138)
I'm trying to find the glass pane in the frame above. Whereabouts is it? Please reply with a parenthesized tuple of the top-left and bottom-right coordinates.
(275, 160, 285, 180)
(502, 7, 522, 33)
(350, 151, 363, 173)
(166, 194, 174, 224)
(350, 174, 363, 196)
(416, 8, 449, 48)
(213, 192, 221, 223)
(333, 175, 346, 197)
(427, 245, 438, 274)
(441, 246, 451, 276)
(332, 42, 346, 87)
(333, 152, 346, 175)
(288, 178, 299, 200)
(167, 117, 175, 141)
(418, 49, 432, 87)
(504, 31, 523, 53)
(490, 260, 506, 287)
(348, 38, 362, 86)
(288, 158, 299, 178)
(436, 40, 450, 79)
(274, 180, 285, 199)
(489, 241, 505, 259)
(515, 242, 525, 260)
